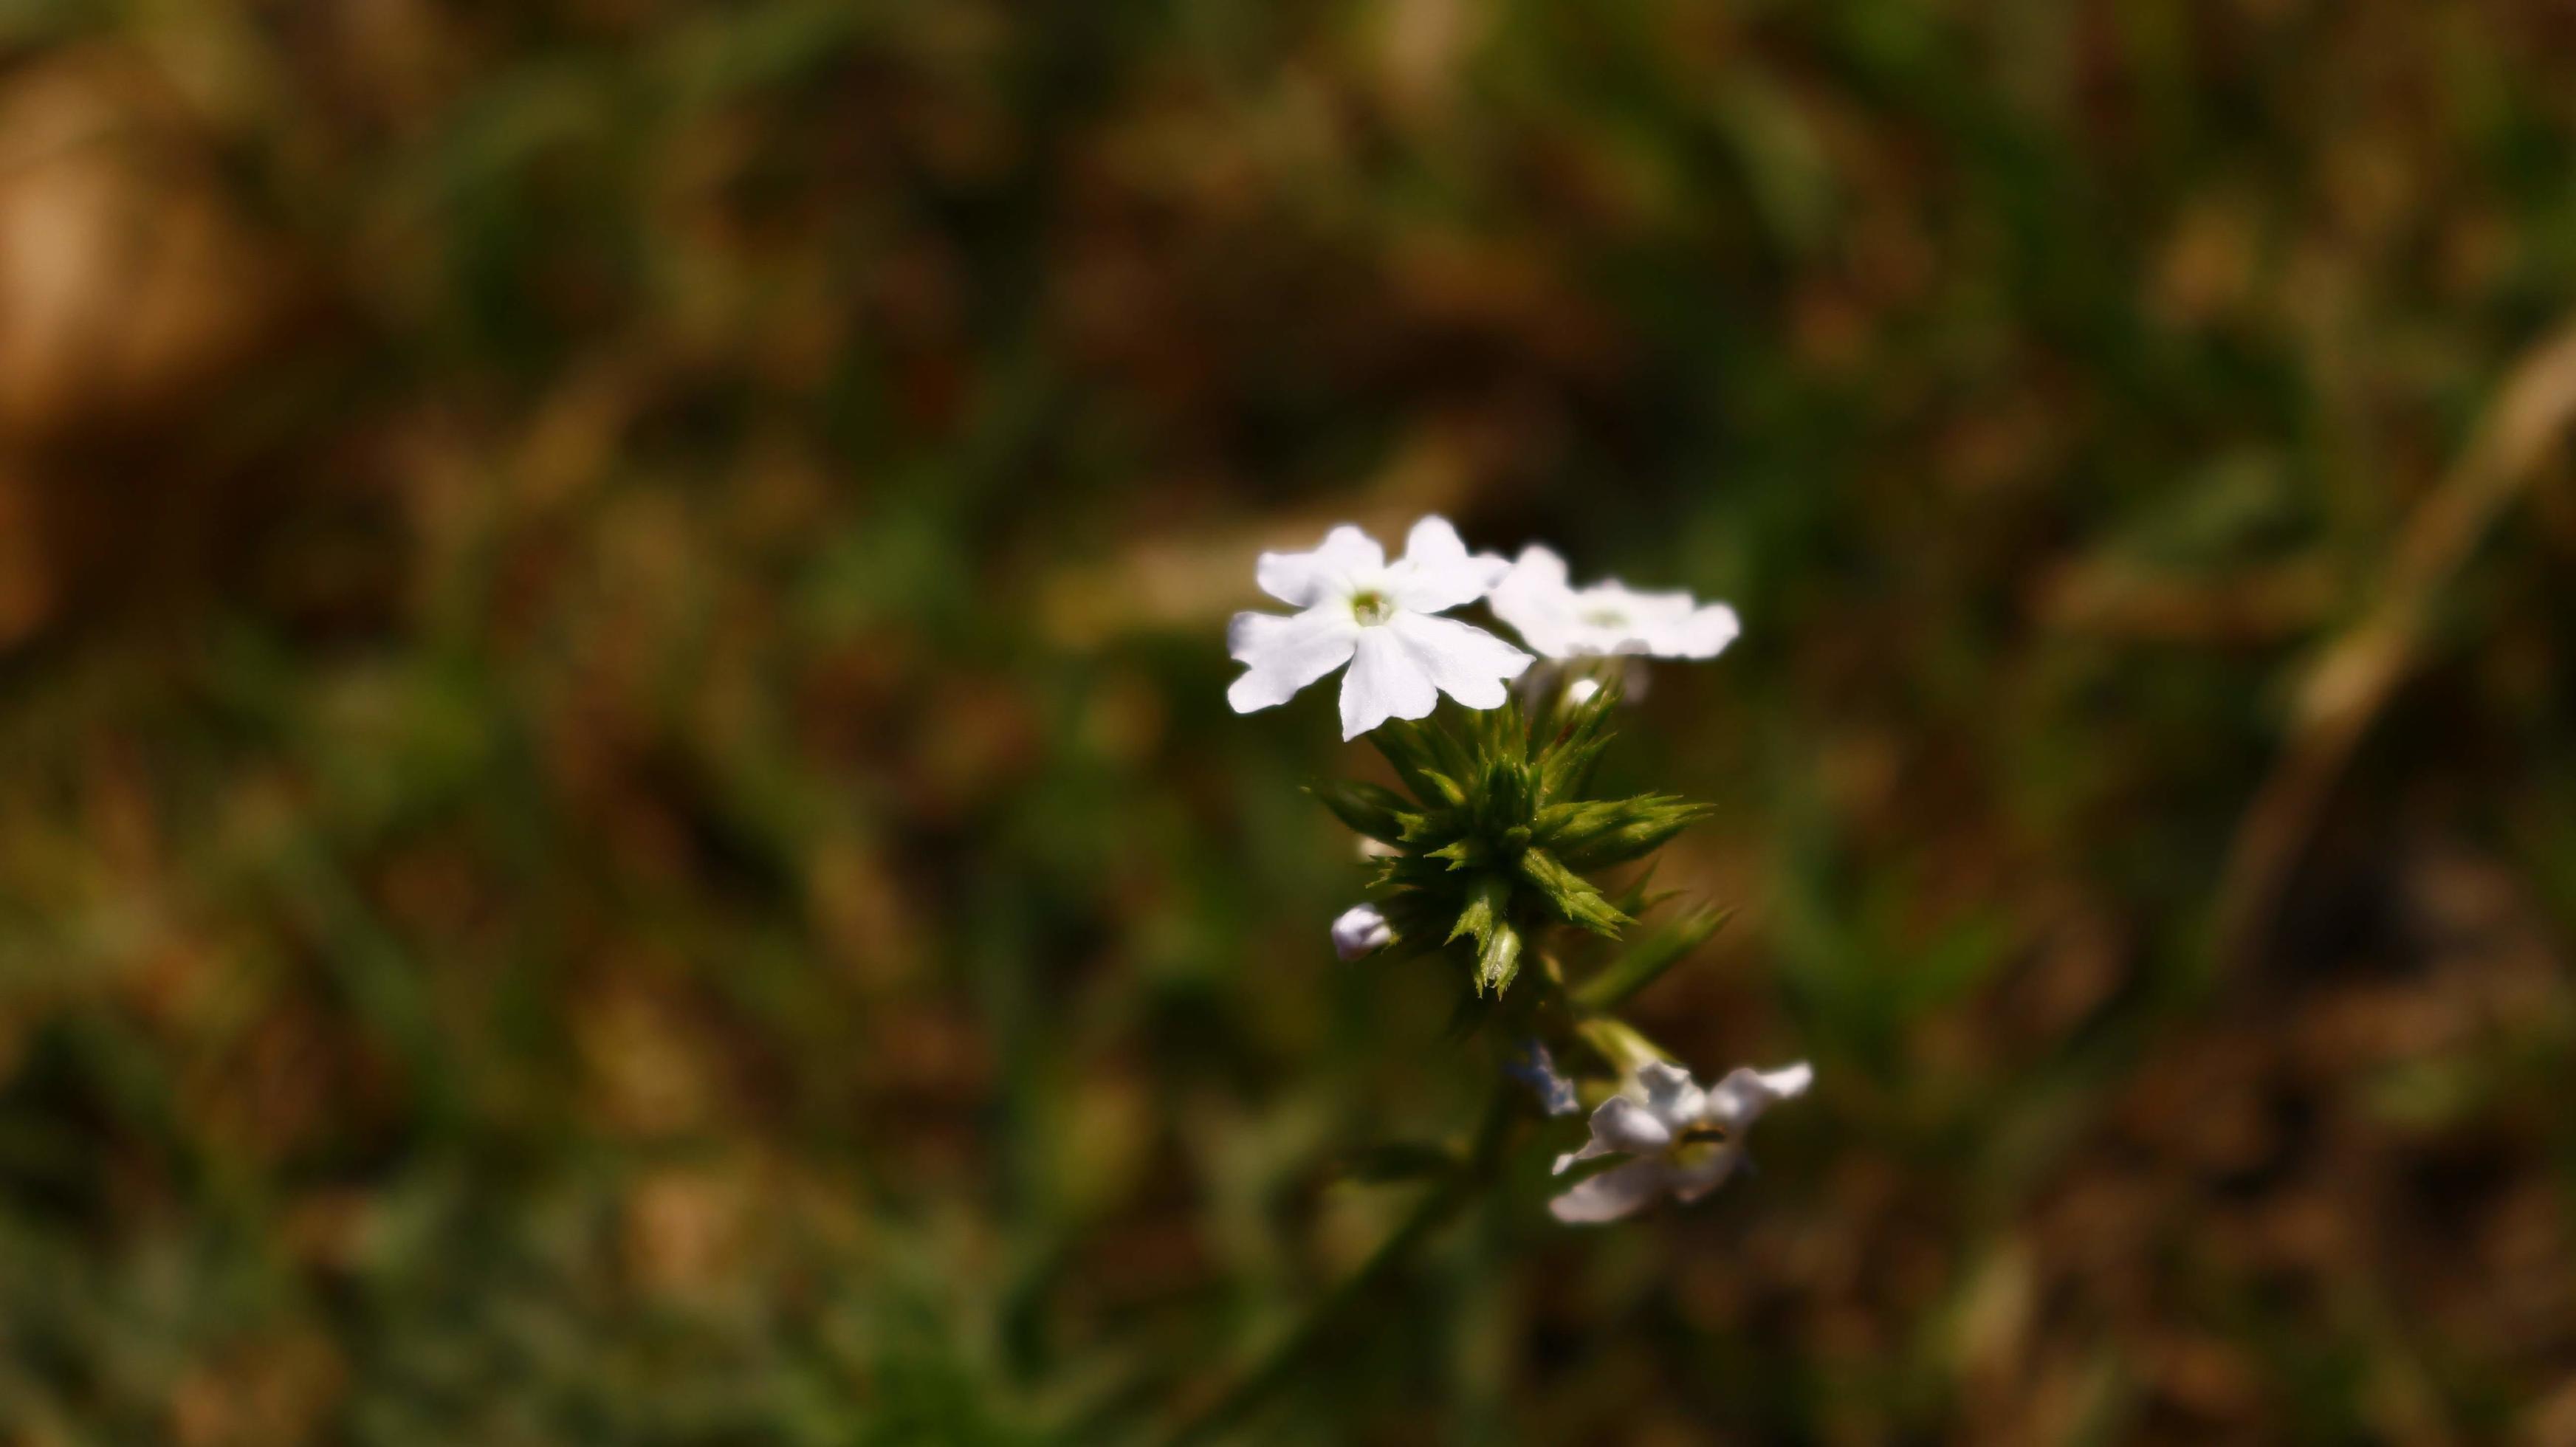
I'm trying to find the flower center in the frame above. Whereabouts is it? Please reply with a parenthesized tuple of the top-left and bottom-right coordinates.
(1669, 1124, 1731, 1172)
(1581, 606, 1630, 629)
(1350, 588, 1396, 626)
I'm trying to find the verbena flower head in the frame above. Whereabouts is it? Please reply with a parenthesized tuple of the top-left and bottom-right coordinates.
(1231, 520, 1807, 1235)
(1228, 518, 1533, 740)
(1549, 1059, 1811, 1224)
(1489, 545, 1740, 661)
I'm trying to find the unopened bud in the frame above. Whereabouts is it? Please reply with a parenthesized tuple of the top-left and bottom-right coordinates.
(1331, 904, 1394, 960)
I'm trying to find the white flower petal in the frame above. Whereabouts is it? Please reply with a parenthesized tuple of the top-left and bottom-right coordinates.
(1495, 544, 1570, 594)
(1702, 1062, 1813, 1132)
(1338, 627, 1438, 738)
(1386, 611, 1532, 711)
(1489, 548, 1741, 662)
(1579, 1095, 1675, 1158)
(1488, 546, 1582, 658)
(1631, 1059, 1706, 1126)
(1643, 599, 1740, 659)
(1548, 1158, 1674, 1224)
(1255, 524, 1385, 607)
(1330, 904, 1392, 960)
(1582, 585, 1734, 659)
(1387, 515, 1508, 613)
(1226, 608, 1361, 713)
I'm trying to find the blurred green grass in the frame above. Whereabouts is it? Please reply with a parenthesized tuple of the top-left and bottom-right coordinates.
(3, 0, 2576, 1442)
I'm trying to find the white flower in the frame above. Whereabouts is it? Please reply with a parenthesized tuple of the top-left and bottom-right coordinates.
(1548, 1059, 1810, 1224)
(1227, 518, 1533, 740)
(1330, 904, 1393, 960)
(1488, 545, 1741, 661)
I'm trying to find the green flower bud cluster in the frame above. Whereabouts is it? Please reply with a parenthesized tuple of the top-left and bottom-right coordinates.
(1308, 680, 1712, 1000)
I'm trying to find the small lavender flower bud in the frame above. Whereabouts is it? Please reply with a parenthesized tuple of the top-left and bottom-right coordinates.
(1330, 904, 1393, 960)
(1506, 1040, 1580, 1117)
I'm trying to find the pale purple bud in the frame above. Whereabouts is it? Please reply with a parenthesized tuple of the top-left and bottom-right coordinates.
(1331, 904, 1393, 960)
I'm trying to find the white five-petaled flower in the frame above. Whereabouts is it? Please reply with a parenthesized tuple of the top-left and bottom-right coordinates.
(1549, 1059, 1811, 1225)
(1488, 545, 1741, 661)
(1330, 904, 1393, 960)
(1228, 518, 1533, 740)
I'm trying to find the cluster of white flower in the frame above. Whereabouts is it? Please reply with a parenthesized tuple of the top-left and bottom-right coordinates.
(1228, 515, 1810, 1227)
(1226, 517, 1739, 741)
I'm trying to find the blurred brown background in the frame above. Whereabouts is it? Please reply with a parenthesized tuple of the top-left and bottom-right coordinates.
(4, 1, 2576, 1443)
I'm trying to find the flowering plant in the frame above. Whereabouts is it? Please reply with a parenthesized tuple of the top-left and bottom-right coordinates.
(1176, 514, 1811, 1440)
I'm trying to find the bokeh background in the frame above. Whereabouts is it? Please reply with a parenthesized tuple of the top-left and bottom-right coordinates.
(5, 1, 2576, 1442)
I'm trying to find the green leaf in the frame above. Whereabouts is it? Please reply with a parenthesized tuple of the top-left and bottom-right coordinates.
(1307, 780, 1422, 843)
(1573, 906, 1732, 1011)
(1516, 848, 1629, 937)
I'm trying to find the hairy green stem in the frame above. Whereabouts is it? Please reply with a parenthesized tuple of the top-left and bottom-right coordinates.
(1163, 1083, 1519, 1446)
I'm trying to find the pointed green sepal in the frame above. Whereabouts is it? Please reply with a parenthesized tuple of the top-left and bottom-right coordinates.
(1548, 794, 1713, 870)
(1366, 719, 1446, 805)
(1477, 757, 1536, 834)
(1447, 873, 1510, 951)
(1534, 680, 1619, 797)
(1516, 848, 1630, 937)
(1308, 780, 1423, 844)
(1415, 769, 1470, 810)
(1475, 920, 1523, 995)
(1430, 837, 1494, 870)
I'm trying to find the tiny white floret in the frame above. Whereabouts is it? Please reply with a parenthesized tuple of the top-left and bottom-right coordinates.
(1548, 1059, 1810, 1224)
(1330, 903, 1394, 960)
(1488, 545, 1740, 662)
(1228, 518, 1533, 739)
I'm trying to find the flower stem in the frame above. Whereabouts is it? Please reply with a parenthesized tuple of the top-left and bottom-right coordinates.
(1162, 1082, 1519, 1446)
